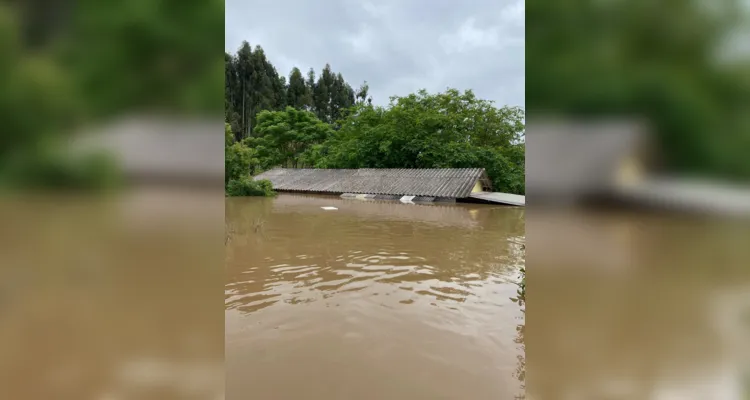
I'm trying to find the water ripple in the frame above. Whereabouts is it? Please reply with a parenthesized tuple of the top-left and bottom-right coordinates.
(226, 195, 526, 398)
(226, 225, 523, 316)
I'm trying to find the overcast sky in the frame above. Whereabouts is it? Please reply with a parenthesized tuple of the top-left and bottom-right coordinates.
(225, 0, 524, 108)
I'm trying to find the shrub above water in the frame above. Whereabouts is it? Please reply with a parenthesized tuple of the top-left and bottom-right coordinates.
(226, 177, 276, 197)
(0, 147, 122, 192)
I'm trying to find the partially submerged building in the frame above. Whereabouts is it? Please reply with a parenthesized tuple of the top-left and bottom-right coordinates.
(253, 168, 524, 206)
(266, 193, 492, 229)
(68, 116, 225, 227)
(526, 118, 750, 217)
(525, 118, 651, 205)
(72, 116, 225, 188)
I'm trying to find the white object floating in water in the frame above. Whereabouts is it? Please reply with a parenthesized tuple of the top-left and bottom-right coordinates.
(321, 207, 338, 210)
(400, 195, 415, 204)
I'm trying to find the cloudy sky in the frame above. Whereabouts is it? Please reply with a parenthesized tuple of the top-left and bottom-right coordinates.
(225, 0, 524, 108)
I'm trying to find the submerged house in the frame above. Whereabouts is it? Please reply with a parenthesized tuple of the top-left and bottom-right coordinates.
(526, 118, 750, 217)
(253, 168, 523, 205)
(72, 116, 224, 188)
(268, 194, 493, 229)
(525, 119, 651, 205)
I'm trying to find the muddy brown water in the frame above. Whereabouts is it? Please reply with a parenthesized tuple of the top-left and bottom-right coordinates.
(527, 208, 750, 400)
(1, 192, 748, 399)
(0, 190, 224, 400)
(225, 194, 526, 400)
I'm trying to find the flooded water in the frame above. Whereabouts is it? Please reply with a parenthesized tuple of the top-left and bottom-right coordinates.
(225, 194, 526, 400)
(527, 208, 750, 400)
(0, 190, 224, 400)
(4, 191, 749, 399)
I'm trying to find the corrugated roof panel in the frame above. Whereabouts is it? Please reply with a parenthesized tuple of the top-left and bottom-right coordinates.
(253, 168, 490, 198)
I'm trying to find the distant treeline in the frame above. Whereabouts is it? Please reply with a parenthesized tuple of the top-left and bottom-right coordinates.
(225, 41, 371, 140)
(224, 41, 525, 196)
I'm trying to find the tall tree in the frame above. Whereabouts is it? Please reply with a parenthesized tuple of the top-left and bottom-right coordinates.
(225, 44, 370, 136)
(286, 67, 311, 110)
(248, 45, 277, 134)
(234, 41, 253, 138)
(313, 64, 334, 122)
(305, 68, 316, 97)
(225, 42, 288, 139)
(330, 72, 355, 122)
(225, 52, 242, 139)
(355, 81, 372, 105)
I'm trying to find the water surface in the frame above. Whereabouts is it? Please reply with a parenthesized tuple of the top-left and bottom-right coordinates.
(0, 190, 224, 400)
(527, 208, 750, 399)
(225, 194, 526, 400)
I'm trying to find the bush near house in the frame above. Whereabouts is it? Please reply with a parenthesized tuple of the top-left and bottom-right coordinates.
(225, 123, 276, 197)
(226, 177, 275, 197)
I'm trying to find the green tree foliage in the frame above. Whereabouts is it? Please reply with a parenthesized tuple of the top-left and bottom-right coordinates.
(0, 147, 121, 191)
(247, 107, 334, 169)
(355, 82, 373, 106)
(0, 6, 79, 157)
(286, 67, 312, 110)
(225, 42, 287, 140)
(313, 89, 526, 194)
(225, 45, 362, 137)
(2, 0, 222, 192)
(226, 177, 275, 197)
(329, 72, 356, 124)
(224, 43, 526, 195)
(312, 64, 334, 122)
(225, 42, 286, 139)
(225, 123, 259, 183)
(308, 65, 356, 124)
(225, 123, 274, 197)
(0, 4, 122, 192)
(59, 0, 224, 117)
(305, 68, 317, 101)
(526, 0, 750, 180)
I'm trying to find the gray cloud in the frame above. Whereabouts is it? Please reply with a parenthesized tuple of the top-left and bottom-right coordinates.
(225, 0, 524, 108)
